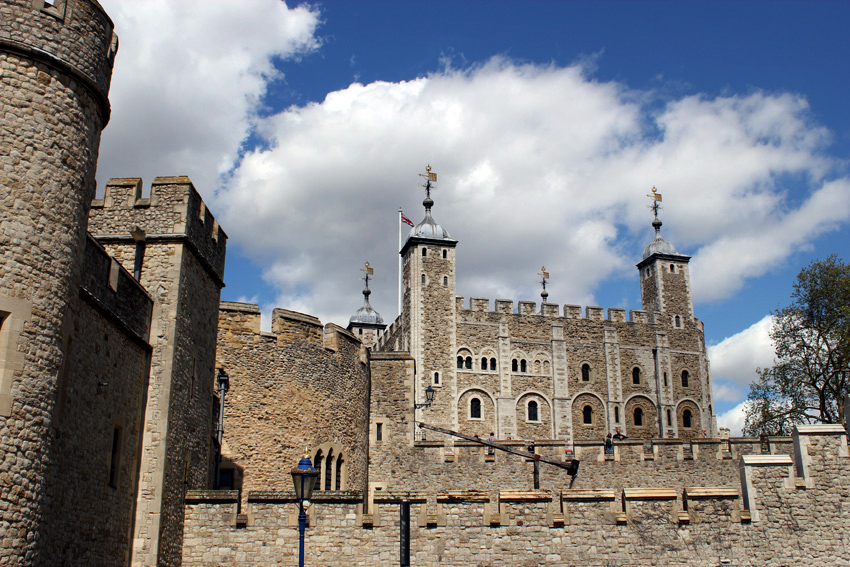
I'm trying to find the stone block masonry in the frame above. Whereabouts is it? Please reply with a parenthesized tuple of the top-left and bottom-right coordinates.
(216, 302, 371, 507)
(182, 425, 850, 566)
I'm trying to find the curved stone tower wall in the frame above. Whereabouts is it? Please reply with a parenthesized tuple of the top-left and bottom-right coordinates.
(0, 1, 116, 563)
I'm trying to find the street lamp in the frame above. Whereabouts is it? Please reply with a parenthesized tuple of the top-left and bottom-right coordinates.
(291, 451, 319, 567)
(214, 368, 229, 489)
(415, 385, 435, 409)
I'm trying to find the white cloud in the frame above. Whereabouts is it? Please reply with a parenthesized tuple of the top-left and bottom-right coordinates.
(712, 381, 745, 403)
(96, 0, 320, 194)
(216, 60, 850, 325)
(717, 401, 749, 436)
(92, 2, 850, 327)
(707, 316, 776, 387)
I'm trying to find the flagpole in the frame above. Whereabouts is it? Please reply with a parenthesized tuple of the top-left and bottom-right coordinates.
(398, 207, 403, 317)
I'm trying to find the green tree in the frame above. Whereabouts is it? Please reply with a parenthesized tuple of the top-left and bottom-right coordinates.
(743, 255, 850, 436)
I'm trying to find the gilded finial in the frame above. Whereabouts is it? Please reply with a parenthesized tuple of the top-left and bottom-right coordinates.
(646, 185, 663, 222)
(303, 448, 310, 459)
(538, 266, 549, 301)
(418, 165, 438, 204)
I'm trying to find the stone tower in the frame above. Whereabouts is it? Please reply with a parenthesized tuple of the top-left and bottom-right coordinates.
(399, 167, 458, 429)
(637, 195, 693, 324)
(0, 1, 117, 564)
(347, 262, 386, 349)
(88, 176, 227, 567)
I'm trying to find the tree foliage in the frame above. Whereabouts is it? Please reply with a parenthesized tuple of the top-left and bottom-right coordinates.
(743, 255, 850, 436)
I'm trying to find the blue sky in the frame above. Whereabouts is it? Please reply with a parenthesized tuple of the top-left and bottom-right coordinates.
(96, 0, 850, 434)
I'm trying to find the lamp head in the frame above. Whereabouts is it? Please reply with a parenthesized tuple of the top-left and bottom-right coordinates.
(217, 368, 230, 392)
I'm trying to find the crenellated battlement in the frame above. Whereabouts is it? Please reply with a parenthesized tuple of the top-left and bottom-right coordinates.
(457, 296, 660, 325)
(89, 177, 227, 282)
(182, 425, 850, 566)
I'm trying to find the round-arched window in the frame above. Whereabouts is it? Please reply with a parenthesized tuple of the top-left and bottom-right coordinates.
(583, 405, 593, 424)
(683, 409, 692, 428)
(528, 400, 539, 422)
(681, 370, 689, 388)
(581, 364, 590, 382)
(632, 367, 641, 385)
(634, 407, 643, 426)
(470, 398, 481, 419)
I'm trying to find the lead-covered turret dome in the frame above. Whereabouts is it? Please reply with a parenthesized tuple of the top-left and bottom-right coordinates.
(642, 219, 680, 259)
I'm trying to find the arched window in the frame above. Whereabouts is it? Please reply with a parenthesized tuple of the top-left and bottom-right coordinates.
(481, 357, 488, 370)
(324, 449, 334, 490)
(663, 372, 668, 387)
(632, 367, 641, 385)
(683, 409, 692, 428)
(534, 360, 541, 373)
(675, 315, 681, 327)
(581, 364, 590, 382)
(614, 406, 620, 423)
(465, 356, 472, 370)
(335, 455, 344, 490)
(670, 264, 675, 272)
(512, 359, 518, 372)
(421, 273, 426, 285)
(634, 407, 643, 426)
(528, 400, 539, 422)
(442, 250, 447, 259)
(490, 358, 497, 371)
(457, 356, 463, 369)
(470, 397, 481, 419)
(666, 409, 672, 426)
(314, 450, 324, 490)
(520, 359, 527, 373)
(583, 405, 593, 425)
(433, 371, 440, 385)
(681, 370, 689, 388)
(422, 248, 427, 257)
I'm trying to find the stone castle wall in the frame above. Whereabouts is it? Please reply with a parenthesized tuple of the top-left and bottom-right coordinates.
(0, 1, 117, 564)
(182, 425, 849, 567)
(40, 236, 152, 565)
(215, 302, 371, 503)
(88, 176, 226, 567)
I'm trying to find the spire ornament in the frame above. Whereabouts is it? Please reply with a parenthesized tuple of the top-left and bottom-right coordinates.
(646, 186, 663, 234)
(418, 164, 437, 210)
(538, 266, 550, 303)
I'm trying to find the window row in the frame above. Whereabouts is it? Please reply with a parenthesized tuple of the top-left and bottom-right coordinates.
(313, 447, 345, 491)
(580, 405, 696, 428)
(579, 363, 692, 388)
(469, 397, 540, 422)
(421, 248, 449, 259)
(421, 274, 450, 286)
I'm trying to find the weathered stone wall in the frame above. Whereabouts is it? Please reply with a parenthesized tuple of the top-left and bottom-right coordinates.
(40, 237, 151, 565)
(0, 1, 117, 564)
(88, 176, 226, 567)
(182, 426, 849, 567)
(215, 302, 371, 503)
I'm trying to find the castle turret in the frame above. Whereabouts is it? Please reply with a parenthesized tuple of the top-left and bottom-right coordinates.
(347, 262, 386, 348)
(636, 188, 693, 324)
(0, 2, 118, 564)
(399, 166, 458, 429)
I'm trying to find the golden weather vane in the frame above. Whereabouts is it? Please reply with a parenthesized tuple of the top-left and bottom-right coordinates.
(646, 185, 663, 220)
(538, 266, 550, 301)
(418, 164, 437, 199)
(360, 261, 374, 285)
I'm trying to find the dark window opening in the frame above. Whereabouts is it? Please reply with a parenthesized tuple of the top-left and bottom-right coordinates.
(421, 274, 426, 285)
(614, 406, 620, 423)
(218, 469, 234, 491)
(581, 364, 590, 382)
(108, 427, 122, 488)
(465, 356, 472, 369)
(683, 409, 692, 428)
(670, 264, 675, 272)
(634, 408, 643, 427)
(434, 372, 440, 385)
(512, 359, 518, 372)
(133, 241, 146, 281)
(443, 276, 448, 286)
(457, 356, 463, 369)
(422, 248, 427, 257)
(675, 315, 681, 327)
(335, 456, 343, 490)
(632, 367, 641, 385)
(583, 405, 593, 425)
(528, 400, 539, 422)
(470, 398, 481, 419)
(666, 409, 672, 426)
(442, 250, 447, 259)
(481, 357, 488, 370)
(663, 372, 668, 387)
(490, 358, 497, 371)
(324, 450, 333, 490)
(314, 451, 324, 489)
(520, 359, 527, 373)
(376, 423, 383, 441)
(682, 370, 689, 388)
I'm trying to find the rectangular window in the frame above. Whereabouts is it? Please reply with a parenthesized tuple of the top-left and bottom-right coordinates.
(376, 423, 383, 441)
(108, 427, 122, 488)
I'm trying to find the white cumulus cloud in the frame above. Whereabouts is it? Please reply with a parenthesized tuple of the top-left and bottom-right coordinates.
(716, 401, 749, 436)
(96, 0, 321, 194)
(707, 315, 776, 387)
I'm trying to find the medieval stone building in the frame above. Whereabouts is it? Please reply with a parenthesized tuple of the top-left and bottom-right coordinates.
(2, 2, 850, 567)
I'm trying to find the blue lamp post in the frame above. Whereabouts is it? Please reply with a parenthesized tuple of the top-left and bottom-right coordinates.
(290, 451, 319, 567)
